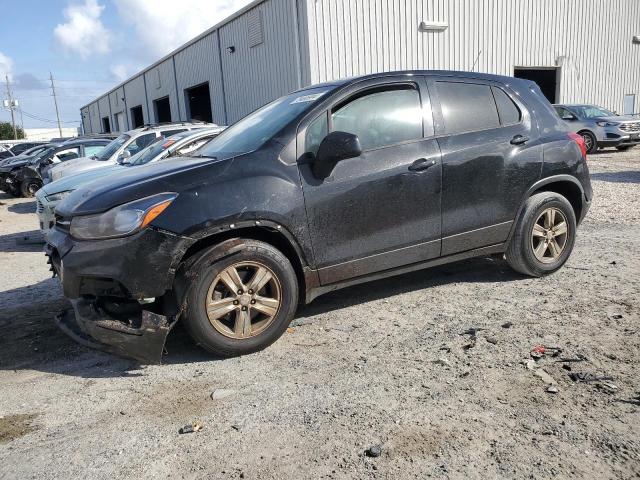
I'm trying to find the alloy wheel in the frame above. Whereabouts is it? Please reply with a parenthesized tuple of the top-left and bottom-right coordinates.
(580, 133, 594, 152)
(205, 261, 281, 339)
(530, 207, 569, 263)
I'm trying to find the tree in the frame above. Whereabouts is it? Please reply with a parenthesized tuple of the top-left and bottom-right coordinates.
(0, 121, 25, 140)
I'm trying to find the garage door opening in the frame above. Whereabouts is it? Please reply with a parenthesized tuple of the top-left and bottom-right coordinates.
(514, 68, 559, 104)
(185, 83, 213, 123)
(102, 116, 111, 133)
(153, 96, 172, 123)
(130, 105, 144, 128)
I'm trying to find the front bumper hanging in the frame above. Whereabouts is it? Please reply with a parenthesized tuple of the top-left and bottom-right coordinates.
(55, 299, 176, 364)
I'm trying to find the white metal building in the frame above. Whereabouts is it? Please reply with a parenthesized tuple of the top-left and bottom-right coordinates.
(81, 0, 640, 134)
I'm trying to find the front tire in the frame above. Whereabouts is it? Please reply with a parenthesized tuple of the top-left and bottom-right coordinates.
(20, 179, 42, 198)
(579, 131, 598, 154)
(506, 192, 577, 277)
(182, 239, 298, 357)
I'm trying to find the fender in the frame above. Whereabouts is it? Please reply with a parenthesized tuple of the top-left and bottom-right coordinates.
(505, 174, 587, 245)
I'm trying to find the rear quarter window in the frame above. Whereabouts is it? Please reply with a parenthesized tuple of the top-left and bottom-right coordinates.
(492, 87, 521, 125)
(436, 81, 500, 134)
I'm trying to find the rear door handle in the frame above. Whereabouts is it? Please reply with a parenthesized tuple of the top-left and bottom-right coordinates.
(510, 135, 530, 145)
(408, 158, 437, 172)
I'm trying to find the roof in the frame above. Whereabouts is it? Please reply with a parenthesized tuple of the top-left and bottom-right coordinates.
(81, 0, 267, 110)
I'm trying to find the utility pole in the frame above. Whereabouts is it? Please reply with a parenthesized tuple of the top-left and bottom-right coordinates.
(49, 72, 62, 137)
(4, 75, 17, 140)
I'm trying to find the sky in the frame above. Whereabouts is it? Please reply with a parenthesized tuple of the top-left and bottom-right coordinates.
(0, 0, 253, 130)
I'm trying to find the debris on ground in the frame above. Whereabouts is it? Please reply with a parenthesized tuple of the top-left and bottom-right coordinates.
(286, 327, 295, 334)
(210, 389, 237, 400)
(534, 368, 556, 385)
(179, 421, 203, 434)
(546, 385, 559, 394)
(365, 445, 382, 458)
(569, 372, 614, 383)
(485, 336, 498, 345)
(530, 345, 562, 358)
(501, 322, 513, 329)
(555, 355, 587, 363)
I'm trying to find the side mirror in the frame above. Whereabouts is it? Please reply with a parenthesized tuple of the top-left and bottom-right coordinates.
(312, 131, 362, 179)
(562, 114, 576, 121)
(117, 150, 131, 164)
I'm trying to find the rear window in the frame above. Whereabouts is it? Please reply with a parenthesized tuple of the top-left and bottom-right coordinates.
(437, 81, 500, 134)
(492, 87, 521, 125)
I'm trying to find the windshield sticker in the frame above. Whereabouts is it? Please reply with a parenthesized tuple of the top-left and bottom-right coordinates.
(291, 93, 325, 104)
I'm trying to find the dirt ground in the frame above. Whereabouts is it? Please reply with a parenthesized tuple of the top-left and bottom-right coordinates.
(0, 150, 638, 480)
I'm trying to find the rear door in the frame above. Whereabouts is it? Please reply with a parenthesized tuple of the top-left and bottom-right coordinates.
(298, 77, 442, 285)
(429, 77, 542, 255)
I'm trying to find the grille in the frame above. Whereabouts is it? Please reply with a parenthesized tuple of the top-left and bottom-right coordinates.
(36, 199, 44, 214)
(619, 122, 640, 133)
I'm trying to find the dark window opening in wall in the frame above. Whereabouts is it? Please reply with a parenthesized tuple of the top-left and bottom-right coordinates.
(102, 116, 111, 133)
(130, 105, 144, 128)
(513, 67, 558, 104)
(154, 96, 172, 123)
(185, 83, 213, 123)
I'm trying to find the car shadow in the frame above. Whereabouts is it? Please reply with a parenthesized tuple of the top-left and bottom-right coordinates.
(0, 255, 524, 376)
(0, 230, 46, 253)
(590, 171, 640, 184)
(7, 200, 36, 214)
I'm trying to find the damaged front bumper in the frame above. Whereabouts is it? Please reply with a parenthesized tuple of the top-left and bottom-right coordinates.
(56, 299, 175, 364)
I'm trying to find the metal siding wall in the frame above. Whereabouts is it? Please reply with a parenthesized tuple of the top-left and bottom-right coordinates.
(97, 96, 110, 131)
(81, 107, 91, 134)
(108, 86, 126, 132)
(88, 103, 100, 134)
(305, 0, 640, 112)
(174, 32, 227, 124)
(219, 0, 301, 123)
(144, 58, 180, 123)
(123, 76, 148, 128)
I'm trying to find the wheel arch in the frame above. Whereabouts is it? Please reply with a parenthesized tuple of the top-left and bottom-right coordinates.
(173, 222, 311, 306)
(506, 175, 585, 245)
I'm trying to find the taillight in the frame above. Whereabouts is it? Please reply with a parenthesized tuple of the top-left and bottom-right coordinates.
(568, 133, 587, 159)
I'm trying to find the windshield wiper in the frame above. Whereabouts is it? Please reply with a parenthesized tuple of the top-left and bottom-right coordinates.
(193, 154, 217, 160)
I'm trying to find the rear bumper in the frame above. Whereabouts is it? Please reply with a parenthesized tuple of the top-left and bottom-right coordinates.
(56, 299, 174, 364)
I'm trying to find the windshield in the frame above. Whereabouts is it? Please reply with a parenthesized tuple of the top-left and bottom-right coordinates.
(96, 134, 131, 160)
(197, 86, 334, 157)
(572, 105, 616, 118)
(127, 138, 171, 166)
(29, 146, 56, 163)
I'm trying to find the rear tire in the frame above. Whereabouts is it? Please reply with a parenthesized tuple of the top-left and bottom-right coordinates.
(506, 192, 577, 277)
(579, 131, 598, 154)
(182, 239, 298, 357)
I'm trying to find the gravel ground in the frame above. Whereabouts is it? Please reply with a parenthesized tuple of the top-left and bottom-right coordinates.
(0, 149, 638, 480)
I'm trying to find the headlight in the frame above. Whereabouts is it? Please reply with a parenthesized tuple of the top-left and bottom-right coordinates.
(45, 191, 71, 202)
(596, 121, 619, 127)
(70, 193, 177, 240)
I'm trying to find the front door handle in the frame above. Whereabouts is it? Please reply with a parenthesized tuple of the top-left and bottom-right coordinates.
(408, 158, 437, 172)
(510, 134, 530, 145)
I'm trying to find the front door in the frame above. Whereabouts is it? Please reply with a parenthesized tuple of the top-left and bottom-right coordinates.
(298, 79, 442, 285)
(429, 78, 543, 255)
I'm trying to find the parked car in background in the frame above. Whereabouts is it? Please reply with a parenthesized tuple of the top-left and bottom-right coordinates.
(47, 122, 215, 183)
(0, 144, 49, 168)
(0, 145, 13, 160)
(9, 141, 48, 156)
(6, 138, 110, 197)
(554, 104, 640, 153)
(0, 143, 60, 194)
(36, 127, 225, 235)
(46, 70, 591, 363)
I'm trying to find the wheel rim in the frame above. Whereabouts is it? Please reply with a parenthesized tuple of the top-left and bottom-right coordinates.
(205, 261, 281, 339)
(530, 208, 569, 264)
(28, 183, 40, 195)
(581, 133, 593, 151)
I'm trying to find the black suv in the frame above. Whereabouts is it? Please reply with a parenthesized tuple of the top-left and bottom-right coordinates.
(46, 71, 592, 363)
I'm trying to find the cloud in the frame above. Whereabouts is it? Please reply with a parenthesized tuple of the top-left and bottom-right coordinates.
(54, 0, 111, 59)
(13, 73, 49, 90)
(113, 0, 253, 58)
(110, 64, 129, 81)
(0, 51, 13, 81)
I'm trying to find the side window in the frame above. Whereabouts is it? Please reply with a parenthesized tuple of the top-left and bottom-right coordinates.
(125, 133, 156, 155)
(161, 129, 187, 137)
(492, 87, 521, 125)
(436, 82, 500, 134)
(555, 107, 574, 120)
(305, 112, 328, 156)
(175, 138, 211, 156)
(53, 148, 80, 162)
(331, 87, 423, 151)
(84, 145, 105, 157)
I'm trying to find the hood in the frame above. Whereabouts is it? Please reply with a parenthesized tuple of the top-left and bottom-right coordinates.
(596, 115, 638, 123)
(40, 164, 125, 196)
(0, 158, 29, 171)
(56, 155, 233, 217)
(50, 156, 114, 181)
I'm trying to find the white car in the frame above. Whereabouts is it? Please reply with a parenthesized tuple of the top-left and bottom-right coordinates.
(47, 122, 213, 183)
